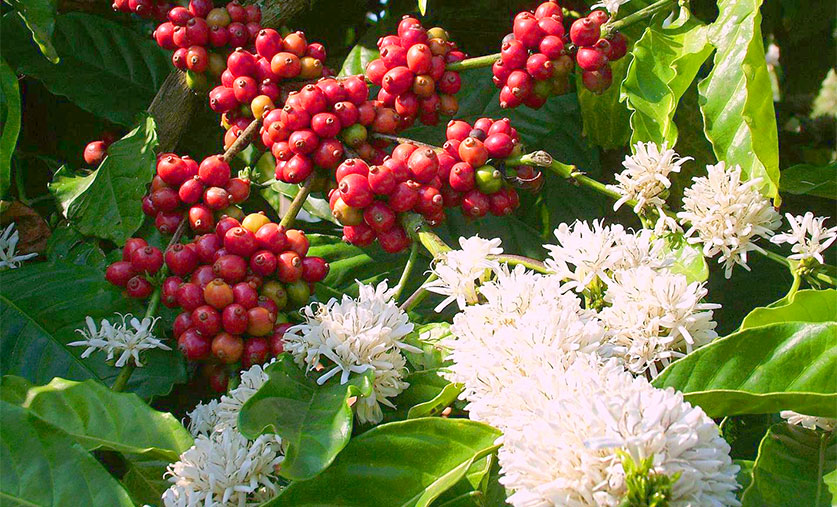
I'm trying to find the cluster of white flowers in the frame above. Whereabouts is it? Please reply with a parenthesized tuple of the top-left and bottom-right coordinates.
(165, 363, 283, 507)
(283, 280, 418, 424)
(496, 357, 740, 507)
(69, 314, 169, 367)
(609, 142, 691, 233)
(780, 410, 836, 432)
(423, 236, 503, 311)
(591, 0, 630, 16)
(770, 212, 837, 265)
(0, 222, 37, 269)
(677, 162, 781, 278)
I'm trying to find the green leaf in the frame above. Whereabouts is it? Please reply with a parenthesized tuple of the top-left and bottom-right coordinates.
(433, 453, 497, 507)
(121, 455, 171, 506)
(825, 469, 837, 502)
(237, 355, 373, 481)
(2, 12, 169, 126)
(7, 376, 192, 460)
(4, 0, 58, 63)
(621, 12, 713, 146)
(734, 459, 755, 495)
(741, 423, 835, 506)
(577, 55, 632, 149)
(49, 114, 158, 245)
(45, 224, 107, 270)
(779, 162, 837, 199)
(0, 400, 134, 506)
(741, 289, 837, 330)
(267, 418, 502, 507)
(402, 322, 452, 371)
(698, 0, 780, 199)
(653, 322, 837, 418)
(0, 59, 21, 199)
(0, 260, 187, 399)
(408, 380, 462, 419)
(664, 233, 709, 283)
(338, 42, 379, 77)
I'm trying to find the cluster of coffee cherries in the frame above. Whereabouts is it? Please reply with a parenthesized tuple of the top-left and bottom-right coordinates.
(364, 15, 465, 128)
(493, 1, 574, 109)
(107, 213, 329, 372)
(569, 10, 627, 93)
(112, 0, 169, 20)
(443, 118, 529, 217)
(261, 77, 376, 184)
(141, 152, 250, 236)
(213, 31, 329, 148)
(82, 132, 118, 167)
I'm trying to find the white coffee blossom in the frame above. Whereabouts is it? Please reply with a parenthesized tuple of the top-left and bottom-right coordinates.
(283, 280, 418, 424)
(609, 142, 691, 218)
(678, 162, 781, 278)
(423, 235, 503, 311)
(599, 266, 720, 377)
(69, 314, 169, 367)
(496, 356, 740, 507)
(355, 349, 410, 424)
(163, 428, 283, 507)
(187, 400, 222, 438)
(780, 411, 836, 432)
(590, 0, 629, 15)
(0, 222, 37, 269)
(545, 220, 669, 292)
(443, 266, 604, 427)
(770, 212, 837, 265)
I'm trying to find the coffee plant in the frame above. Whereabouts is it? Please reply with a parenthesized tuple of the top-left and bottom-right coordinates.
(0, 0, 835, 505)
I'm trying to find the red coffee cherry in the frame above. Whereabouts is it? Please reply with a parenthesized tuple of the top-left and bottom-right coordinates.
(462, 189, 490, 218)
(249, 249, 277, 276)
(212, 332, 244, 364)
(232, 282, 259, 309)
(222, 303, 249, 334)
(276, 251, 303, 283)
(407, 148, 440, 184)
(224, 227, 258, 257)
(198, 155, 231, 187)
(83, 141, 107, 166)
(173, 312, 193, 339)
(363, 201, 397, 233)
(255, 223, 289, 253)
(342, 223, 375, 246)
(377, 226, 410, 253)
(459, 137, 489, 168)
(301, 257, 329, 283)
(178, 328, 210, 360)
(126, 275, 153, 299)
(339, 173, 374, 208)
(192, 305, 222, 336)
(122, 237, 148, 262)
(131, 246, 163, 274)
(286, 229, 309, 256)
(204, 279, 234, 309)
(570, 17, 601, 47)
(246, 306, 274, 336)
(105, 261, 136, 287)
(213, 254, 248, 284)
(165, 243, 199, 276)
(242, 337, 270, 368)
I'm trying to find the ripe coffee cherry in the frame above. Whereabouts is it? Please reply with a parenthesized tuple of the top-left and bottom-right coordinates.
(192, 305, 222, 336)
(186, 45, 208, 72)
(459, 137, 489, 167)
(339, 173, 374, 208)
(382, 67, 414, 96)
(213, 254, 247, 284)
(201, 186, 228, 210)
(581, 66, 613, 93)
(150, 187, 179, 212)
(222, 303, 249, 334)
(209, 86, 237, 113)
(449, 162, 476, 192)
(224, 227, 258, 257)
(178, 177, 204, 204)
(286, 229, 309, 256)
(191, 265, 216, 289)
(570, 17, 600, 46)
(276, 251, 303, 283)
(343, 75, 368, 104)
(313, 138, 344, 169)
(106, 261, 136, 287)
(198, 156, 231, 187)
(176, 282, 205, 311)
(282, 154, 313, 183)
(212, 333, 244, 364)
(289, 129, 319, 155)
(131, 246, 163, 274)
(310, 112, 341, 139)
(249, 250, 277, 276)
(388, 181, 419, 212)
(605, 32, 628, 61)
(407, 148, 439, 184)
(232, 282, 259, 308)
(282, 30, 307, 56)
(462, 189, 490, 218)
(587, 9, 609, 27)
(165, 243, 199, 276)
(193, 234, 221, 264)
(414, 185, 443, 215)
(342, 223, 375, 246)
(500, 39, 528, 69)
(225, 177, 251, 204)
(270, 323, 291, 355)
(406, 44, 433, 74)
(246, 307, 274, 336)
(255, 223, 288, 253)
(576, 47, 608, 71)
(271, 52, 301, 78)
(484, 133, 515, 159)
(377, 226, 410, 253)
(83, 141, 107, 166)
(242, 337, 270, 368)
(178, 329, 211, 360)
(363, 201, 397, 233)
(122, 237, 148, 262)
(301, 257, 329, 282)
(126, 275, 153, 299)
(255, 28, 283, 59)
(188, 204, 214, 234)
(383, 156, 410, 182)
(526, 53, 554, 80)
(368, 165, 397, 195)
(173, 312, 193, 339)
(204, 279, 234, 309)
(215, 216, 241, 239)
(365, 58, 387, 86)
(157, 155, 189, 186)
(513, 12, 544, 49)
(445, 121, 472, 143)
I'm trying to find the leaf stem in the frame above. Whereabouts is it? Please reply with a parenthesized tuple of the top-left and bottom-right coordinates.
(604, 0, 677, 36)
(400, 273, 436, 312)
(394, 241, 419, 302)
(400, 212, 452, 258)
(220, 118, 261, 163)
(445, 53, 501, 72)
(491, 254, 550, 274)
(279, 175, 315, 228)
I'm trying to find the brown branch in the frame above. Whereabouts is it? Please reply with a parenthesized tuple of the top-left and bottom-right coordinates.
(220, 118, 262, 163)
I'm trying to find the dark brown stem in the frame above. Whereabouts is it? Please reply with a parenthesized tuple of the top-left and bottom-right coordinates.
(279, 176, 315, 228)
(220, 118, 261, 163)
(369, 133, 441, 151)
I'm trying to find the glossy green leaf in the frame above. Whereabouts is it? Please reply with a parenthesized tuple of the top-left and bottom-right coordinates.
(779, 162, 837, 199)
(7, 376, 192, 460)
(0, 261, 187, 399)
(698, 0, 780, 198)
(0, 59, 21, 199)
(825, 469, 837, 502)
(267, 418, 501, 507)
(622, 12, 713, 146)
(0, 375, 33, 405)
(408, 380, 462, 419)
(121, 455, 171, 506)
(2, 12, 169, 126)
(238, 355, 373, 481)
(403, 322, 451, 371)
(4, 0, 58, 63)
(741, 423, 835, 506)
(433, 454, 498, 507)
(664, 233, 709, 283)
(741, 289, 837, 330)
(0, 400, 134, 506)
(653, 322, 837, 418)
(339, 42, 379, 77)
(734, 459, 754, 495)
(577, 56, 632, 149)
(49, 114, 158, 245)
(45, 224, 107, 270)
